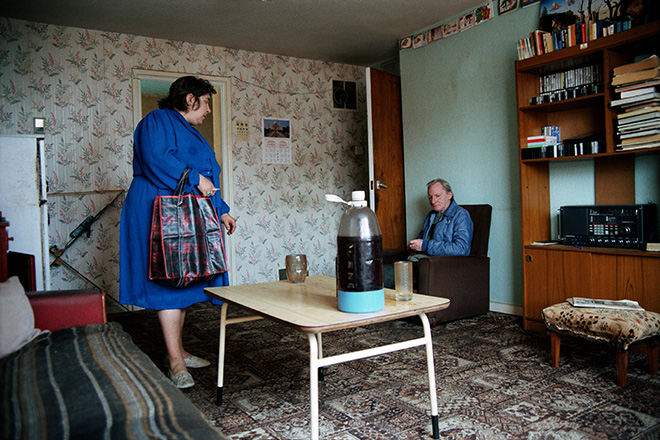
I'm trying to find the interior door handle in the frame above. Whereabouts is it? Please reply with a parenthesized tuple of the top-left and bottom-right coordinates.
(376, 180, 388, 190)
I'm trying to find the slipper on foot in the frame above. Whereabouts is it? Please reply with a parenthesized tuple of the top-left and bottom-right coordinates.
(184, 355, 210, 368)
(167, 369, 194, 389)
(164, 355, 211, 369)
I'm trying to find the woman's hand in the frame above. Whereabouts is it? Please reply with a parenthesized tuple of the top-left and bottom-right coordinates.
(197, 175, 235, 235)
(220, 213, 236, 235)
(197, 175, 216, 197)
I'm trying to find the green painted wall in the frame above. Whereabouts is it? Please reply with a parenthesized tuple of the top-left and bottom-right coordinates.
(398, 6, 659, 310)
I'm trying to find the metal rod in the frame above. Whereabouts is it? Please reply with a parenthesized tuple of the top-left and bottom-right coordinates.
(217, 302, 228, 405)
(308, 333, 320, 440)
(47, 189, 124, 196)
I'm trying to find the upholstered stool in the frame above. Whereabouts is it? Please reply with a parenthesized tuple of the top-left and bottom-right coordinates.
(542, 302, 660, 387)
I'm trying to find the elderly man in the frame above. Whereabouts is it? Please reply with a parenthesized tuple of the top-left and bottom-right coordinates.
(384, 178, 473, 288)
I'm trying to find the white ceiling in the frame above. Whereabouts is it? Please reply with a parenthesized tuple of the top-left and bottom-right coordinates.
(1, 0, 485, 66)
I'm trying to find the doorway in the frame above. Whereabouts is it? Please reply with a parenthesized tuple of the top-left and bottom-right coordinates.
(131, 70, 234, 282)
(367, 68, 406, 250)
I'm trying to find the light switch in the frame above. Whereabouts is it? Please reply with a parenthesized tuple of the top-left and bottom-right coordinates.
(33, 117, 45, 134)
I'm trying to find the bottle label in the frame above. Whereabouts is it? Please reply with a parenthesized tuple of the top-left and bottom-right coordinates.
(337, 235, 383, 292)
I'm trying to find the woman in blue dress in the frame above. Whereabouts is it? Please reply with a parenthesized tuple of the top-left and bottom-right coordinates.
(120, 76, 236, 389)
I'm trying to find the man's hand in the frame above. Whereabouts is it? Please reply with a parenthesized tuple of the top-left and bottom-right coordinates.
(407, 238, 423, 253)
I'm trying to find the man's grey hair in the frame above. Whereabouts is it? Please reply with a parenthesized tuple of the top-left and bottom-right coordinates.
(427, 178, 454, 201)
(427, 178, 452, 193)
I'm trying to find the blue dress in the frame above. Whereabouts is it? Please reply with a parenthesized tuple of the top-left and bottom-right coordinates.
(119, 108, 230, 310)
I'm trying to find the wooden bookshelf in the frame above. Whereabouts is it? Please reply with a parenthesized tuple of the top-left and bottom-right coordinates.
(515, 21, 660, 331)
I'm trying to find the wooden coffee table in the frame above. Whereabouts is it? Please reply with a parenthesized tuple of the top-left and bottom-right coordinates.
(205, 275, 450, 439)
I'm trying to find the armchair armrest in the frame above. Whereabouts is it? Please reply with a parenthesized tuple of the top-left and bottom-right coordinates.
(418, 255, 490, 323)
(383, 248, 409, 265)
(27, 289, 106, 331)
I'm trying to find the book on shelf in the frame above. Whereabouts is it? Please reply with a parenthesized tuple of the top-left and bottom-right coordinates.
(615, 79, 660, 94)
(516, 36, 536, 60)
(618, 119, 660, 133)
(611, 67, 660, 86)
(610, 92, 660, 107)
(619, 128, 660, 139)
(618, 111, 660, 122)
(617, 141, 660, 151)
(531, 30, 548, 55)
(617, 113, 660, 125)
(619, 132, 660, 145)
(527, 135, 557, 144)
(622, 102, 660, 113)
(618, 114, 660, 125)
(566, 297, 644, 311)
(620, 85, 658, 98)
(612, 55, 659, 76)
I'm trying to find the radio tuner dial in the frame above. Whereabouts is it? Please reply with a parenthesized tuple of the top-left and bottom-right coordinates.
(621, 226, 632, 236)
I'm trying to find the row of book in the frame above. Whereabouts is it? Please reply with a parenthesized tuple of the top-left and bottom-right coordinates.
(517, 19, 634, 60)
(529, 65, 602, 106)
(610, 55, 660, 151)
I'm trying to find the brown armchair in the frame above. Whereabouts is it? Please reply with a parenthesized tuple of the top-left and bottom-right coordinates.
(384, 204, 492, 326)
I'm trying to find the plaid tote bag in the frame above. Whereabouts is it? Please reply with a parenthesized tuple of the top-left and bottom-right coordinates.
(149, 168, 228, 287)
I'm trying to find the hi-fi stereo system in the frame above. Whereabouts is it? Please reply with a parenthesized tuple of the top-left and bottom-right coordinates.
(558, 204, 657, 249)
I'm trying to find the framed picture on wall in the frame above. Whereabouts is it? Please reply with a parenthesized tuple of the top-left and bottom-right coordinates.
(499, 0, 519, 15)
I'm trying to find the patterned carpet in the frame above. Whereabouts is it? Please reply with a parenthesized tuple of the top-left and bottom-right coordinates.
(110, 303, 660, 439)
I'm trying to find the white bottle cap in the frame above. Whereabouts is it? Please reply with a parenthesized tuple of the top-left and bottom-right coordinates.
(352, 191, 365, 201)
(350, 190, 367, 207)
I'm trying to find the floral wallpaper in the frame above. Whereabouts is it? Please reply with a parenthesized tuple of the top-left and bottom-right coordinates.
(0, 18, 368, 312)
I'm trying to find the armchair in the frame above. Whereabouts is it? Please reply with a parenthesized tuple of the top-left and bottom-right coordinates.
(27, 289, 106, 331)
(1, 215, 107, 331)
(384, 204, 492, 326)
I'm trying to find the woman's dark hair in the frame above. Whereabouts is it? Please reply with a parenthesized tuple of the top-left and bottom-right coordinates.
(158, 76, 216, 111)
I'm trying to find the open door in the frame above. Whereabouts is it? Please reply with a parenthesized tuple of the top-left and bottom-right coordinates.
(367, 68, 406, 250)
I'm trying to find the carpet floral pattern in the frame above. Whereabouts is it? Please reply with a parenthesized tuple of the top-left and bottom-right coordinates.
(111, 304, 660, 439)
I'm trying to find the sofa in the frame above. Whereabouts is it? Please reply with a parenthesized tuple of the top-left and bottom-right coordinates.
(0, 276, 229, 439)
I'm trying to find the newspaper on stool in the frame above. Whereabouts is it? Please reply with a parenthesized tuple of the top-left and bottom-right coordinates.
(567, 297, 645, 311)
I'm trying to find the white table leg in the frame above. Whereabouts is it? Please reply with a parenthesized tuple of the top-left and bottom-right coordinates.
(308, 333, 320, 440)
(215, 308, 263, 407)
(317, 332, 324, 381)
(420, 313, 439, 439)
(217, 302, 228, 406)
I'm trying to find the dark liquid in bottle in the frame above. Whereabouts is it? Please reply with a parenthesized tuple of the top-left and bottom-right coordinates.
(337, 235, 383, 292)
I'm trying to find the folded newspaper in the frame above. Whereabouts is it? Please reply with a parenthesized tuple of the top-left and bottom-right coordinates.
(567, 297, 645, 311)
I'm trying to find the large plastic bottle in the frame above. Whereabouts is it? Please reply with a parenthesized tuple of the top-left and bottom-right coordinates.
(336, 190, 384, 313)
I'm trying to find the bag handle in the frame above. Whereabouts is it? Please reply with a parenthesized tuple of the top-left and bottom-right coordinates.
(174, 167, 192, 206)
(174, 167, 191, 195)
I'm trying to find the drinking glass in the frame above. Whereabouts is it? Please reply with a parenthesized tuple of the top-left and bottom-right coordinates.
(285, 254, 307, 283)
(394, 261, 413, 301)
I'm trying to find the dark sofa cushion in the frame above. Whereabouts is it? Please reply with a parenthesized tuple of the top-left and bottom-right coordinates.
(0, 322, 227, 439)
